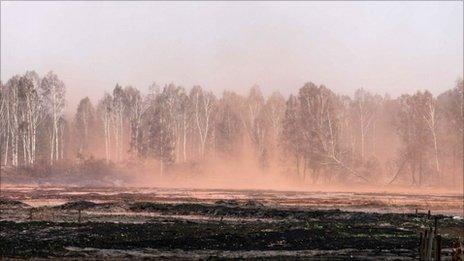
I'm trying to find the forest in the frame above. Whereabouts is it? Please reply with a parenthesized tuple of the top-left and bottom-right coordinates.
(0, 71, 462, 188)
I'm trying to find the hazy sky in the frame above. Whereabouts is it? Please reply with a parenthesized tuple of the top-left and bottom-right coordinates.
(1, 1, 463, 110)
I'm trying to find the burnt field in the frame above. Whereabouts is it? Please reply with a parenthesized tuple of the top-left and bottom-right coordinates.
(0, 186, 463, 259)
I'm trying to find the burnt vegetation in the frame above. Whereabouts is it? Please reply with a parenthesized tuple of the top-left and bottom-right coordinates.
(1, 198, 462, 259)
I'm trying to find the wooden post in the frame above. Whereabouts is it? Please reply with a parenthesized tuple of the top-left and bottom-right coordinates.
(419, 232, 424, 260)
(421, 229, 429, 260)
(435, 235, 441, 261)
(426, 228, 434, 260)
(427, 210, 431, 219)
(425, 229, 430, 259)
(434, 217, 438, 235)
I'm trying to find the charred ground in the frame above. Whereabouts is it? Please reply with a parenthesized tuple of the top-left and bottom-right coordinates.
(0, 189, 462, 260)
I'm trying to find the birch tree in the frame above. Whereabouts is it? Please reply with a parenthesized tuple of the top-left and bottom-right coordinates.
(97, 93, 113, 163)
(298, 83, 367, 182)
(420, 91, 440, 176)
(177, 91, 189, 162)
(259, 92, 285, 167)
(352, 89, 377, 163)
(246, 86, 265, 156)
(391, 94, 431, 186)
(41, 72, 66, 164)
(189, 86, 215, 159)
(215, 91, 244, 155)
(146, 88, 175, 175)
(124, 86, 146, 157)
(21, 71, 43, 165)
(281, 95, 303, 178)
(0, 81, 6, 165)
(112, 85, 125, 161)
(6, 76, 21, 166)
(437, 79, 463, 183)
(0, 80, 13, 166)
(75, 97, 96, 158)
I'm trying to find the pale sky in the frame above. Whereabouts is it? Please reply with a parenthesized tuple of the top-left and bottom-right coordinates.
(1, 1, 463, 110)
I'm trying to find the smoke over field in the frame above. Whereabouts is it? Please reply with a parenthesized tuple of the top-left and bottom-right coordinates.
(1, 75, 463, 191)
(1, 73, 463, 259)
(1, 1, 463, 260)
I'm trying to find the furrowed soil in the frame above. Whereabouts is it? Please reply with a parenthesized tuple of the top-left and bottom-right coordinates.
(0, 186, 462, 260)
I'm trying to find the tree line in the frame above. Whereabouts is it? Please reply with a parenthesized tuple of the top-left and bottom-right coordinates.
(0, 71, 462, 186)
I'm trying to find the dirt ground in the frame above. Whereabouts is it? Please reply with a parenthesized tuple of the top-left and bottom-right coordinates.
(0, 186, 462, 259)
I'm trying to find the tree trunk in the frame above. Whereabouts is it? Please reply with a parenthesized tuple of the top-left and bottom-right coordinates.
(431, 131, 440, 176)
(360, 113, 365, 163)
(182, 115, 187, 162)
(3, 128, 8, 166)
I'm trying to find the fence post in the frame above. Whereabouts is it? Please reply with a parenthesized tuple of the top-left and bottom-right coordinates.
(435, 235, 441, 261)
(422, 229, 429, 260)
(426, 227, 434, 259)
(419, 231, 424, 260)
